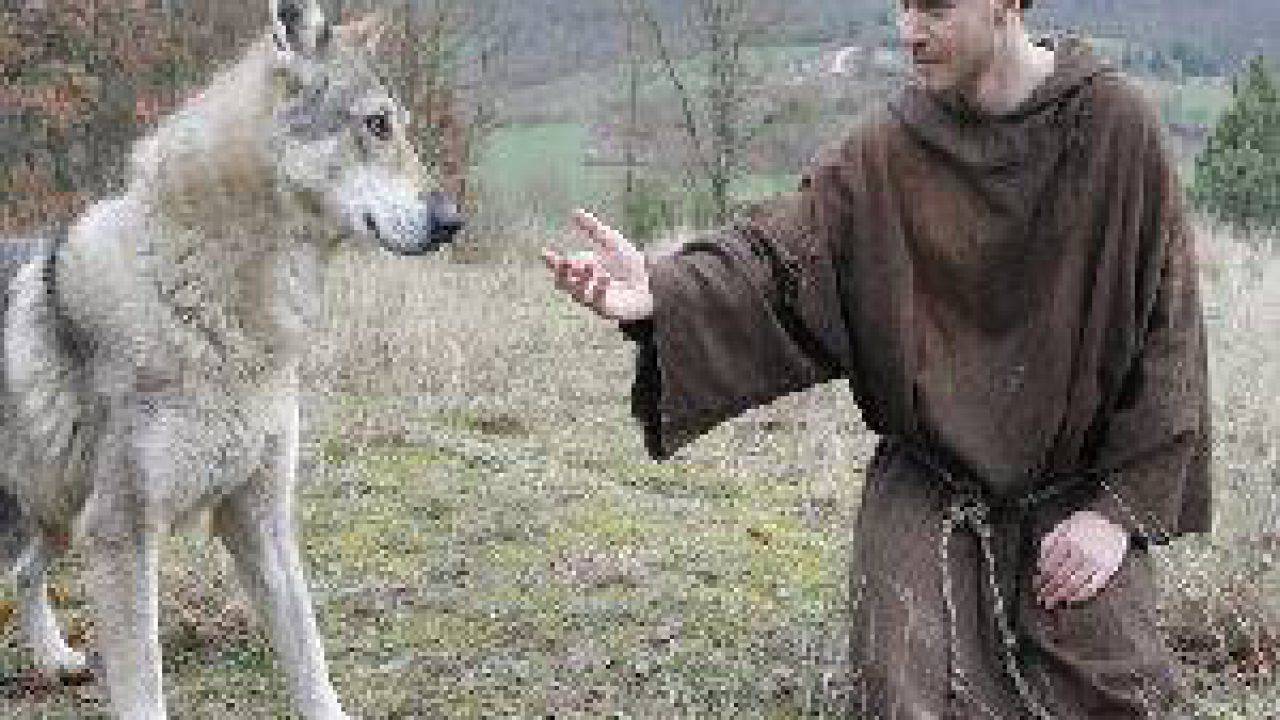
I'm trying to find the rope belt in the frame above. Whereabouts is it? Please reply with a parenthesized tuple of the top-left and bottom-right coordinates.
(884, 436, 1113, 720)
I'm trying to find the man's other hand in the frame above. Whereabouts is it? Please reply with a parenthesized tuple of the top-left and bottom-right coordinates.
(1035, 510, 1129, 609)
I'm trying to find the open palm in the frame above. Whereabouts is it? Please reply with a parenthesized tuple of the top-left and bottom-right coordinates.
(542, 209, 654, 322)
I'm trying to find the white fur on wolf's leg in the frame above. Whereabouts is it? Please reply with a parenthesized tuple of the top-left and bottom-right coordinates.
(16, 538, 87, 675)
(213, 408, 350, 720)
(83, 529, 166, 719)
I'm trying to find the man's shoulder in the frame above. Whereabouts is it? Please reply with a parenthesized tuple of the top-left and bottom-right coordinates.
(804, 103, 899, 175)
(1081, 69, 1165, 139)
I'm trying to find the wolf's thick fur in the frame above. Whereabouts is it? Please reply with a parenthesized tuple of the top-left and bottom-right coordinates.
(0, 1, 458, 717)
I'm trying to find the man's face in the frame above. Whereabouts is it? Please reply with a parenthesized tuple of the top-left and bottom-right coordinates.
(897, 0, 1002, 94)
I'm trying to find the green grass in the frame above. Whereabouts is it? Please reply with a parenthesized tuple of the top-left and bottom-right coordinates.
(731, 173, 801, 204)
(0, 235, 1273, 717)
(473, 121, 806, 239)
(473, 122, 618, 233)
(0, 408, 860, 717)
(0, 258, 866, 718)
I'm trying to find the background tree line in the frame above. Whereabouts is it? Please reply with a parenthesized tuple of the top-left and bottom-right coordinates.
(1, 0, 1276, 244)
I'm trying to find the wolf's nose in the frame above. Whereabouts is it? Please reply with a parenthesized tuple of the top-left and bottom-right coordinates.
(427, 191, 464, 244)
(434, 214, 464, 241)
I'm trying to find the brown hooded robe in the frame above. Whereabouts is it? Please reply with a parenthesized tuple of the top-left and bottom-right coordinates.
(622, 38, 1211, 719)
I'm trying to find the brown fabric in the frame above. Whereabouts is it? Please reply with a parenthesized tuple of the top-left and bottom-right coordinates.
(624, 37, 1210, 718)
(851, 441, 1179, 719)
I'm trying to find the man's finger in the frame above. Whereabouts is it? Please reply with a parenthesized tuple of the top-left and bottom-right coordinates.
(545, 247, 618, 319)
(572, 209, 622, 254)
(1038, 532, 1073, 578)
(1065, 565, 1111, 604)
(559, 262, 588, 297)
(1038, 550, 1083, 606)
(562, 257, 598, 294)
(568, 263, 595, 300)
(1044, 557, 1093, 608)
(590, 274, 611, 316)
(1048, 561, 1099, 608)
(552, 261, 573, 293)
(542, 248, 565, 276)
(1038, 522, 1070, 568)
(544, 249, 581, 295)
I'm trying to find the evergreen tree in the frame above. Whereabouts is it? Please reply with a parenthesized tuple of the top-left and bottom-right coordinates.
(1192, 56, 1280, 235)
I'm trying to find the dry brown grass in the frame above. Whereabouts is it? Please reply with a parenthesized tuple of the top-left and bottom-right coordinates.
(297, 219, 1280, 715)
(0, 220, 1273, 717)
(1155, 220, 1280, 713)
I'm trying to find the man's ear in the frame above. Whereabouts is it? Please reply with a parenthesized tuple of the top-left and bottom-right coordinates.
(337, 10, 388, 55)
(270, 0, 331, 57)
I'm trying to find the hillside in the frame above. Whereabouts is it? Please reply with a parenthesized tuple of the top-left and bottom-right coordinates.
(487, 0, 1278, 93)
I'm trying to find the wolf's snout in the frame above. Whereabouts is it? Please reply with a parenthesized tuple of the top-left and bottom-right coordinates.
(367, 193, 464, 255)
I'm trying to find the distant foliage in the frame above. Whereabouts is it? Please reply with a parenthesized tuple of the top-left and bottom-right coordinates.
(1192, 57, 1280, 237)
(0, 0, 490, 238)
(0, 2, 193, 234)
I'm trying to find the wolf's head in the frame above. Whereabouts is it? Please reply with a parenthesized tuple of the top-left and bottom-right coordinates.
(267, 0, 462, 255)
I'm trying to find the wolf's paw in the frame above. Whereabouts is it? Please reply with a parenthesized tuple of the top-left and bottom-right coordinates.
(34, 645, 87, 677)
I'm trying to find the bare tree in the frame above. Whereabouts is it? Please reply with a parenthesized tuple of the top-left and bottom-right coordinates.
(629, 0, 709, 193)
(698, 0, 750, 225)
(628, 0, 758, 227)
(379, 0, 502, 211)
(621, 0, 639, 198)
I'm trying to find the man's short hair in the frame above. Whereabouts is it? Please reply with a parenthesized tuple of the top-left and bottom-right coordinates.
(1021, 0, 1034, 8)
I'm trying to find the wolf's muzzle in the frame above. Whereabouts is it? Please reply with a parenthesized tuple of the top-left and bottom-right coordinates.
(368, 191, 465, 256)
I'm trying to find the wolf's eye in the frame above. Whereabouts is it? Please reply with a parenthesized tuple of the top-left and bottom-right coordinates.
(364, 112, 392, 141)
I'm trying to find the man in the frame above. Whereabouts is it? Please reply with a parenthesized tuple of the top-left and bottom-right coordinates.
(543, 0, 1210, 717)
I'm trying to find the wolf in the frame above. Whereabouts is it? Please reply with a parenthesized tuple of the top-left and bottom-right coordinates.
(0, 1, 460, 717)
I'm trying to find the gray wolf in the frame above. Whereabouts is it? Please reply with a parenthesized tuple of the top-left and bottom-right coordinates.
(0, 1, 460, 717)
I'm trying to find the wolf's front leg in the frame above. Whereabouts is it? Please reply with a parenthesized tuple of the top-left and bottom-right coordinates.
(17, 535, 87, 675)
(213, 471, 349, 720)
(82, 524, 166, 719)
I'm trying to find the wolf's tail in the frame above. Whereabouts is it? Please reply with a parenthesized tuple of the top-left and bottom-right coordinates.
(0, 485, 30, 574)
(0, 238, 51, 575)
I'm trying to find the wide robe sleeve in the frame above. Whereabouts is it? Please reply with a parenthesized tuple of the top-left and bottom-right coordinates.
(1087, 118, 1212, 548)
(622, 153, 857, 460)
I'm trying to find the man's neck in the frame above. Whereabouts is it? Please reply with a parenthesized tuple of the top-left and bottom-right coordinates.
(964, 25, 1055, 115)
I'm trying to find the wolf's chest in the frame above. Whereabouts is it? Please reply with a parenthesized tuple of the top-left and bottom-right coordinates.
(128, 396, 297, 523)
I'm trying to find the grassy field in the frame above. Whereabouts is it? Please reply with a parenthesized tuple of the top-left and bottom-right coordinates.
(469, 121, 804, 258)
(0, 224, 1275, 718)
(472, 123, 617, 236)
(0, 251, 872, 718)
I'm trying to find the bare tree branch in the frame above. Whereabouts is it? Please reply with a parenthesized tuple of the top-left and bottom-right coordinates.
(627, 0, 711, 190)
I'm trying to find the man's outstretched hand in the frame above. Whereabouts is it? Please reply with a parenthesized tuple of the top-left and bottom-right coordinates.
(1035, 510, 1129, 609)
(542, 210, 654, 323)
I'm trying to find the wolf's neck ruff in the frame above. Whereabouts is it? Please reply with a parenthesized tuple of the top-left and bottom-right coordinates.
(130, 40, 280, 232)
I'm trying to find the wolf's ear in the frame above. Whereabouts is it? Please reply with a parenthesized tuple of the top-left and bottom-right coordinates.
(337, 10, 388, 54)
(270, 0, 331, 57)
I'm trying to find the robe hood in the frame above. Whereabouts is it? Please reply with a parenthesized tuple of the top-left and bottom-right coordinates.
(887, 36, 1118, 188)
